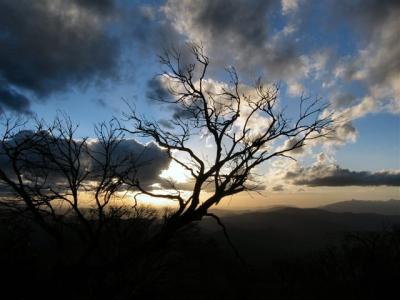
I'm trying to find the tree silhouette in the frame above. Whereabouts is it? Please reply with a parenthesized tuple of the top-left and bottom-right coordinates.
(0, 116, 138, 248)
(0, 44, 334, 250)
(121, 43, 334, 245)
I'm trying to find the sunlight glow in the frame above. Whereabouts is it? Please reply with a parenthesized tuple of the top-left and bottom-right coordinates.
(126, 189, 192, 208)
(160, 161, 191, 183)
(130, 191, 176, 207)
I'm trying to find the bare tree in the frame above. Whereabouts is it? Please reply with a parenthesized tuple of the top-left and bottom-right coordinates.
(0, 115, 137, 246)
(122, 44, 334, 244)
(0, 44, 334, 252)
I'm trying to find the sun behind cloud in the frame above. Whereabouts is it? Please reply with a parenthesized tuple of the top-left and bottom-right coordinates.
(160, 161, 192, 184)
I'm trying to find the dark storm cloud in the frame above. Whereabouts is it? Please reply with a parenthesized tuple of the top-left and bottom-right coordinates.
(145, 75, 200, 120)
(0, 86, 31, 114)
(165, 0, 306, 78)
(87, 139, 171, 187)
(0, 0, 120, 113)
(336, 0, 400, 32)
(0, 130, 170, 188)
(128, 4, 184, 54)
(340, 0, 400, 83)
(185, 0, 272, 48)
(75, 0, 114, 14)
(146, 77, 171, 102)
(285, 164, 400, 187)
(332, 0, 400, 112)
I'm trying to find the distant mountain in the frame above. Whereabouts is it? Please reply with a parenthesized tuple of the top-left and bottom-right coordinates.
(202, 206, 400, 264)
(320, 199, 400, 215)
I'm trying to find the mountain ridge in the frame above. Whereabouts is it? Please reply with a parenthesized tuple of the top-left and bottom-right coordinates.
(320, 199, 400, 215)
(204, 204, 400, 263)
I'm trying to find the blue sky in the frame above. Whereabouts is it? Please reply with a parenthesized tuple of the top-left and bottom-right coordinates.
(0, 0, 399, 205)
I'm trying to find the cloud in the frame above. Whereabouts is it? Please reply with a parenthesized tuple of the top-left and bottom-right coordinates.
(161, 0, 307, 80)
(146, 73, 285, 143)
(333, 0, 400, 116)
(272, 184, 284, 191)
(0, 86, 31, 114)
(327, 121, 357, 147)
(93, 98, 108, 108)
(0, 130, 170, 189)
(0, 0, 120, 113)
(287, 81, 304, 97)
(281, 0, 299, 15)
(75, 0, 114, 13)
(285, 164, 400, 187)
(87, 139, 170, 187)
(145, 74, 203, 120)
(146, 77, 172, 103)
(278, 137, 306, 155)
(128, 3, 184, 54)
(331, 93, 356, 109)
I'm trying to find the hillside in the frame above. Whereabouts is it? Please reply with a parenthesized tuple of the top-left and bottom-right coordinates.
(203, 207, 400, 263)
(320, 199, 400, 215)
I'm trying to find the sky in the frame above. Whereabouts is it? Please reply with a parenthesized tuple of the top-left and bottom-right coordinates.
(0, 0, 399, 208)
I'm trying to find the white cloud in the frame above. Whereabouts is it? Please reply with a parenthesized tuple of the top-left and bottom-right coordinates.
(162, 0, 308, 81)
(333, 3, 400, 118)
(281, 0, 299, 15)
(285, 163, 400, 187)
(287, 81, 303, 96)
